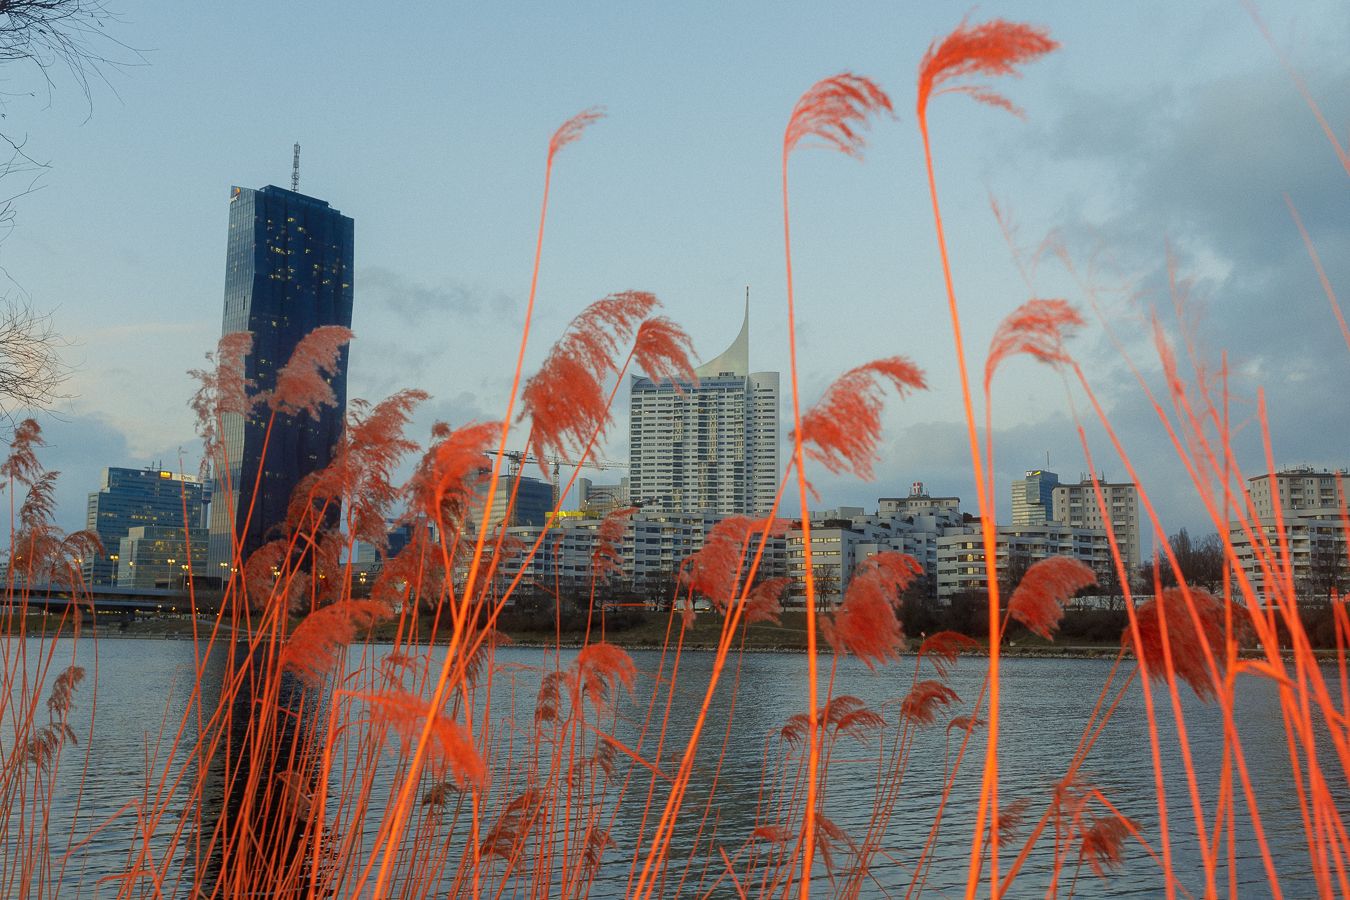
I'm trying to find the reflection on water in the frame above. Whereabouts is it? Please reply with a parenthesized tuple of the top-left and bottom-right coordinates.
(24, 637, 1344, 897)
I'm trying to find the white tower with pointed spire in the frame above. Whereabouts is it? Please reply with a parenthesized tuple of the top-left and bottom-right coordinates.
(629, 291, 780, 516)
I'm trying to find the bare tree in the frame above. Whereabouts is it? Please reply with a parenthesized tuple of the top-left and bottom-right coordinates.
(1151, 528, 1227, 594)
(1302, 537, 1347, 606)
(812, 565, 842, 611)
(0, 1, 134, 421)
(0, 0, 129, 103)
(0, 298, 65, 419)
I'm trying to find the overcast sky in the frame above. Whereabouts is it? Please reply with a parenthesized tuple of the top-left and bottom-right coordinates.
(3, 1, 1347, 556)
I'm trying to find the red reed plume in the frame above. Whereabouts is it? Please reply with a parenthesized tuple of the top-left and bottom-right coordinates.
(47, 666, 85, 717)
(917, 18, 1059, 118)
(575, 642, 638, 711)
(1007, 556, 1097, 641)
(1079, 815, 1135, 877)
(18, 469, 58, 531)
(189, 332, 256, 471)
(319, 390, 428, 548)
(2, 418, 46, 486)
(243, 539, 288, 610)
(592, 507, 637, 582)
(948, 713, 985, 734)
(368, 691, 487, 787)
(797, 357, 926, 479)
(823, 695, 886, 741)
(984, 299, 1083, 392)
(268, 325, 354, 418)
(1131, 587, 1227, 700)
(901, 680, 961, 727)
(681, 516, 763, 612)
(823, 551, 922, 669)
(549, 107, 605, 163)
(406, 421, 501, 530)
(280, 600, 392, 685)
(745, 576, 791, 626)
(999, 797, 1032, 843)
(632, 316, 699, 388)
(520, 291, 658, 464)
(784, 73, 893, 159)
(918, 630, 981, 678)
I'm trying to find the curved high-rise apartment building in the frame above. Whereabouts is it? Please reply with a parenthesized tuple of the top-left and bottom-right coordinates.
(628, 297, 779, 516)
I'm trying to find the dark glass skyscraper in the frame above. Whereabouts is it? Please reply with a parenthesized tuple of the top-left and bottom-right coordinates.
(208, 185, 354, 575)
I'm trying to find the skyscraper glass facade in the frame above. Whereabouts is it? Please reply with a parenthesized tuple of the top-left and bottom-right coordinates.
(1010, 469, 1059, 526)
(84, 467, 209, 586)
(208, 185, 354, 573)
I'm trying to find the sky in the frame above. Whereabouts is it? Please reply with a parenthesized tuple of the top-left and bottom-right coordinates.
(2, 1, 1347, 556)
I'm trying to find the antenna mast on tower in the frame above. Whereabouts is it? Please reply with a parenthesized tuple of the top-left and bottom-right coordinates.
(291, 143, 301, 192)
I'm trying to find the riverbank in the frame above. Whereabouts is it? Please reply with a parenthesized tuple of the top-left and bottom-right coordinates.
(8, 610, 1331, 661)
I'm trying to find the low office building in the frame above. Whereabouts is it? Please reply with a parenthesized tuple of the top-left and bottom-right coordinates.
(86, 467, 210, 586)
(117, 525, 208, 590)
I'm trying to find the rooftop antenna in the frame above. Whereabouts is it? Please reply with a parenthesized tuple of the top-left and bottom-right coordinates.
(291, 143, 301, 192)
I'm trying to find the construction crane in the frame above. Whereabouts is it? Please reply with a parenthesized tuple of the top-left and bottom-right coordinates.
(480, 449, 626, 507)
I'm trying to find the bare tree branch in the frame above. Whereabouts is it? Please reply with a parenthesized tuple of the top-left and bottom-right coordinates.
(0, 297, 67, 421)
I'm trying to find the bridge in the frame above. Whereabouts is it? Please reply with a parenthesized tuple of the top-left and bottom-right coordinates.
(5, 583, 199, 616)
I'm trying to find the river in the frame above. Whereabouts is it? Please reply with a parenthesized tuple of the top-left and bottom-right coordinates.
(12, 636, 1343, 897)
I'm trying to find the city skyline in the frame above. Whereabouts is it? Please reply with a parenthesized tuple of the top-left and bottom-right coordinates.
(2, 2, 1346, 554)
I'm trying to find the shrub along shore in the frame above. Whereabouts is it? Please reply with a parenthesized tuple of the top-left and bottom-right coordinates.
(12, 609, 1332, 660)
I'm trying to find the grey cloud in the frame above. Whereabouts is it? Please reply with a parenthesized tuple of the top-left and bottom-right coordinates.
(1026, 59, 1350, 494)
(359, 266, 518, 324)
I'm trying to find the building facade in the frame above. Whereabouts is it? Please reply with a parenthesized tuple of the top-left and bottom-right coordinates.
(1052, 477, 1141, 573)
(479, 473, 554, 530)
(84, 467, 209, 586)
(579, 476, 631, 517)
(785, 484, 968, 607)
(1231, 468, 1348, 604)
(1247, 467, 1347, 518)
(1011, 469, 1059, 525)
(207, 185, 354, 574)
(117, 525, 208, 590)
(629, 299, 779, 516)
(498, 510, 787, 595)
(936, 523, 1111, 601)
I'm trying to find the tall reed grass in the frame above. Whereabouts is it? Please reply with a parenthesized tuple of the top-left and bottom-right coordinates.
(2, 14, 1347, 899)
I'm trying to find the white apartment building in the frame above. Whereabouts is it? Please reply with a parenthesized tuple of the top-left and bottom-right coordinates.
(499, 511, 787, 594)
(629, 298, 779, 516)
(785, 484, 968, 607)
(935, 523, 1111, 601)
(1247, 467, 1347, 518)
(1052, 477, 1141, 573)
(1231, 468, 1347, 603)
